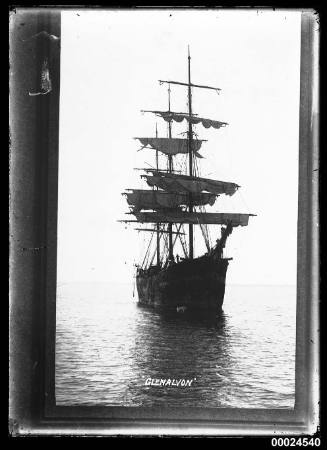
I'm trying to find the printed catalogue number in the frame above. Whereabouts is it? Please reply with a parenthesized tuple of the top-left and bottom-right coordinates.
(271, 438, 320, 447)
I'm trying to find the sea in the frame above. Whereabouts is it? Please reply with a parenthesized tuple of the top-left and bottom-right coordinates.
(56, 283, 296, 409)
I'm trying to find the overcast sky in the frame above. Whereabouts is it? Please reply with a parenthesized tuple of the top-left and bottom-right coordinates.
(57, 9, 301, 286)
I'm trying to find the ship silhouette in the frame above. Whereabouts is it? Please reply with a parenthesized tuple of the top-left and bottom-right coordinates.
(120, 48, 255, 315)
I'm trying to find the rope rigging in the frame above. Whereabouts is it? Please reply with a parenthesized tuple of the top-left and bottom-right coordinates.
(194, 151, 212, 251)
(141, 231, 155, 269)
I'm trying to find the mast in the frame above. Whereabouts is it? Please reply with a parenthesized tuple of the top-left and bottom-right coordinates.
(155, 124, 160, 266)
(188, 46, 194, 259)
(168, 84, 174, 260)
(121, 50, 255, 268)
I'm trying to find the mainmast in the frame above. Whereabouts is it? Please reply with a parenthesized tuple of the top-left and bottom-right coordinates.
(168, 85, 174, 260)
(188, 47, 194, 259)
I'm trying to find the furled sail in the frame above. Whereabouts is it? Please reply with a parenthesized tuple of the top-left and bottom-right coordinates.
(143, 171, 239, 196)
(124, 189, 217, 211)
(132, 211, 253, 227)
(135, 137, 204, 158)
(142, 110, 228, 129)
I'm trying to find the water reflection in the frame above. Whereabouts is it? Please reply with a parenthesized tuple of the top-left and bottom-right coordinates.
(128, 308, 233, 407)
(56, 283, 296, 408)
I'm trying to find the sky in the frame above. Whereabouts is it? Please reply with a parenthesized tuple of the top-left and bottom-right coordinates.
(57, 9, 301, 286)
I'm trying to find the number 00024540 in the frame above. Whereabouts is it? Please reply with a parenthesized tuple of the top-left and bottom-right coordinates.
(271, 438, 321, 447)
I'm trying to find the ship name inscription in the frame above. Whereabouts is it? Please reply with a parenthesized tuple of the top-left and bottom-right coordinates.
(144, 377, 196, 387)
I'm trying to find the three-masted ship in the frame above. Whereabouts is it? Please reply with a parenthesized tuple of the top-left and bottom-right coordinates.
(121, 49, 254, 314)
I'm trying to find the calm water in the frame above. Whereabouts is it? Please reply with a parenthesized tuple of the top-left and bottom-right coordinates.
(56, 283, 296, 408)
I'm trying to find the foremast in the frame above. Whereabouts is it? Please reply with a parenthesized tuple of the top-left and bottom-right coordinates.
(155, 124, 160, 267)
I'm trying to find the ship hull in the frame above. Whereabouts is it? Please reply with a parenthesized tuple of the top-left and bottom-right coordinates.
(136, 255, 229, 314)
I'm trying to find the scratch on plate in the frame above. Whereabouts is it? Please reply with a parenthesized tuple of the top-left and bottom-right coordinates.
(29, 58, 52, 96)
(21, 30, 60, 43)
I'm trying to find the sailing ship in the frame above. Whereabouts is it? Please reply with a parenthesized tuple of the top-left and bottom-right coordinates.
(121, 49, 255, 314)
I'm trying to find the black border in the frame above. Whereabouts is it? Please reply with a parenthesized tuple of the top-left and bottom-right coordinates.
(9, 7, 320, 436)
